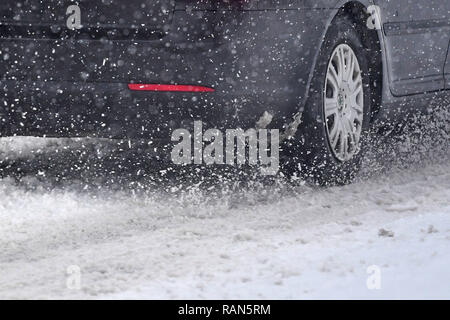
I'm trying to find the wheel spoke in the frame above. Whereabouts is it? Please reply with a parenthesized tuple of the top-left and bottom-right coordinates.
(328, 64, 341, 90)
(350, 81, 363, 112)
(344, 49, 354, 82)
(343, 116, 354, 137)
(348, 108, 358, 124)
(348, 52, 356, 82)
(340, 48, 346, 80)
(350, 72, 361, 91)
(338, 47, 345, 82)
(325, 98, 339, 116)
(329, 121, 340, 148)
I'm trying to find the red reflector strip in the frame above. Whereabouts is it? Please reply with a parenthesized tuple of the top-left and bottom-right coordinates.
(128, 84, 215, 92)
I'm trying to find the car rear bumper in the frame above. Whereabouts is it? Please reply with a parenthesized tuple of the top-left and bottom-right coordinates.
(0, 79, 272, 139)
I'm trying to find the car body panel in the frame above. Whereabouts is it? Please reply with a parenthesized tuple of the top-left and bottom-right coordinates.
(374, 0, 450, 96)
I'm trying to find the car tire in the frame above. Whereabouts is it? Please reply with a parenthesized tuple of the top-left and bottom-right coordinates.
(281, 15, 373, 185)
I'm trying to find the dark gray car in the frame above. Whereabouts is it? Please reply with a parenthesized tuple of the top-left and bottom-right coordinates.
(0, 1, 449, 183)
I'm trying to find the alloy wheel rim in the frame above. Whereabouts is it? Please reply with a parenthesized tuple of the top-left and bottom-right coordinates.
(323, 44, 364, 162)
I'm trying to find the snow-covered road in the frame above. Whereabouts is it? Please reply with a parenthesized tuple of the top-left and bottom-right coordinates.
(0, 107, 449, 299)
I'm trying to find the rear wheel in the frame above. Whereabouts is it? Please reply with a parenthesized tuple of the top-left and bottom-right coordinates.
(282, 16, 373, 185)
